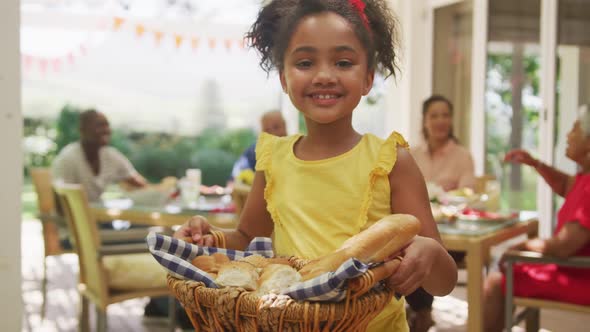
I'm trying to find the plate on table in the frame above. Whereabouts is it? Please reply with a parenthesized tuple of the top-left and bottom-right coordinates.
(457, 208, 518, 222)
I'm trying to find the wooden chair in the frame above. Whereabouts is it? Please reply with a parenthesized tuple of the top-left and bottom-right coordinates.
(504, 250, 590, 331)
(30, 167, 73, 319)
(231, 181, 251, 216)
(54, 183, 176, 332)
(474, 174, 496, 194)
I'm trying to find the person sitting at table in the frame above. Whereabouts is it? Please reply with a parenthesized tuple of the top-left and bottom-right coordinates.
(229, 110, 287, 183)
(405, 95, 475, 332)
(52, 109, 148, 203)
(411, 95, 475, 192)
(483, 105, 590, 332)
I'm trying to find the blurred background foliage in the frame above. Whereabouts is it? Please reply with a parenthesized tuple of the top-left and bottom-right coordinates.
(23, 104, 257, 185)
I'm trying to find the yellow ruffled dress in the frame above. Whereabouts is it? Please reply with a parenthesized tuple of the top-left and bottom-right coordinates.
(255, 131, 411, 332)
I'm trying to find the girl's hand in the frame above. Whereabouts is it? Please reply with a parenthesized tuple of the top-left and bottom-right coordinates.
(173, 215, 215, 246)
(504, 149, 537, 167)
(384, 236, 439, 296)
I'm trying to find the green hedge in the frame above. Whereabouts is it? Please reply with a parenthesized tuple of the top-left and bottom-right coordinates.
(23, 105, 257, 185)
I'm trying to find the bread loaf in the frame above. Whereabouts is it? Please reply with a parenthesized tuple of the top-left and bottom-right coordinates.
(256, 264, 302, 295)
(191, 255, 217, 273)
(299, 214, 420, 280)
(239, 254, 269, 268)
(215, 261, 259, 290)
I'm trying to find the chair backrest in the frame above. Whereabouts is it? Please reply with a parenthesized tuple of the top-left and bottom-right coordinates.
(31, 167, 71, 256)
(474, 174, 496, 194)
(54, 183, 109, 307)
(30, 168, 56, 216)
(232, 181, 251, 216)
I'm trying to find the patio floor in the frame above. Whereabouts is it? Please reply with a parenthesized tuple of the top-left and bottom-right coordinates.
(21, 219, 589, 332)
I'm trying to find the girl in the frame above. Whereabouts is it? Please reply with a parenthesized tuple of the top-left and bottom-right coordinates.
(176, 0, 457, 330)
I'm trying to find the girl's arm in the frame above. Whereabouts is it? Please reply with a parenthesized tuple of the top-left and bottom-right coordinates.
(523, 222, 590, 259)
(387, 148, 457, 296)
(176, 171, 274, 250)
(223, 171, 275, 250)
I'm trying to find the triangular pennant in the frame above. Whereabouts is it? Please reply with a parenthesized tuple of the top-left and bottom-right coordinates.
(22, 55, 33, 69)
(154, 30, 164, 45)
(224, 39, 232, 51)
(208, 38, 217, 50)
(67, 52, 75, 65)
(39, 58, 48, 73)
(52, 59, 62, 72)
(191, 37, 200, 50)
(136, 24, 146, 37)
(175, 34, 184, 48)
(113, 17, 125, 30)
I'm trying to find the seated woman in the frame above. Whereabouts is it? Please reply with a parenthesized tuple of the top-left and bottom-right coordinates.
(483, 106, 590, 332)
(411, 95, 475, 191)
(406, 95, 476, 332)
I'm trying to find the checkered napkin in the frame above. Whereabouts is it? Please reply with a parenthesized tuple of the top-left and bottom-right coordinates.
(146, 232, 383, 302)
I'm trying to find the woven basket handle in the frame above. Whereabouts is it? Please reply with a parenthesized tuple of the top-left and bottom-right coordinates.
(180, 230, 226, 248)
(348, 257, 402, 298)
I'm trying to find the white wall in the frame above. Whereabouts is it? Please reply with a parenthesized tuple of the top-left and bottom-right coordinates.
(0, 0, 23, 330)
(385, 0, 433, 146)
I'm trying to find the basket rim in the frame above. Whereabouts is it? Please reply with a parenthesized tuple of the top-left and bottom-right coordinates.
(167, 274, 394, 322)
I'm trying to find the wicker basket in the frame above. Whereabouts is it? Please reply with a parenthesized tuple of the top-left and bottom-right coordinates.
(168, 250, 396, 331)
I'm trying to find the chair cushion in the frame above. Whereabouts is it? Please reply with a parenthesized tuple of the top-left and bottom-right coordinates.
(103, 253, 167, 290)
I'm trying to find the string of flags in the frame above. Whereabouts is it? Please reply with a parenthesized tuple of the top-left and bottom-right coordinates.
(111, 16, 249, 51)
(21, 16, 250, 75)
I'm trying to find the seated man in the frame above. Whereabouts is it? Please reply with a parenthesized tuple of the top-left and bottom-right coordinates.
(52, 109, 147, 203)
(229, 110, 287, 181)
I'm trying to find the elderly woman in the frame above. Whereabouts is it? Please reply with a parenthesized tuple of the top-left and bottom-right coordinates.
(483, 106, 590, 332)
(412, 95, 475, 191)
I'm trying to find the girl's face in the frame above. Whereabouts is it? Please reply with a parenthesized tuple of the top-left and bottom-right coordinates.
(566, 120, 590, 163)
(424, 101, 453, 142)
(280, 12, 374, 126)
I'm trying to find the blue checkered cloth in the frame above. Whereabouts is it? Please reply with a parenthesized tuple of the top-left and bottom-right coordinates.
(146, 232, 384, 302)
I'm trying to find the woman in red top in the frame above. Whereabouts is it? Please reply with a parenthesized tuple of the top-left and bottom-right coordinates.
(483, 106, 590, 332)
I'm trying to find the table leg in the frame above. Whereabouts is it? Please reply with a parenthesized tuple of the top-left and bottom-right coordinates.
(466, 243, 484, 332)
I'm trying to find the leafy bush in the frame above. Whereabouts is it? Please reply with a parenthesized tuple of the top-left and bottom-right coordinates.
(24, 104, 257, 186)
(54, 104, 82, 153)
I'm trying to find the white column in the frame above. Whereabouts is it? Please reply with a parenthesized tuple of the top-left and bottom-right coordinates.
(0, 0, 23, 330)
(538, 0, 558, 238)
(555, 46, 580, 175)
(385, 0, 433, 146)
(469, 0, 489, 176)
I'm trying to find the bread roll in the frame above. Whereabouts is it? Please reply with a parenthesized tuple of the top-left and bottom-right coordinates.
(239, 254, 269, 268)
(191, 255, 217, 273)
(257, 264, 302, 295)
(299, 214, 420, 281)
(212, 252, 230, 266)
(215, 261, 259, 291)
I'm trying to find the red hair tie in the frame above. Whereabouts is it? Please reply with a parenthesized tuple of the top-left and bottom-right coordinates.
(349, 0, 370, 30)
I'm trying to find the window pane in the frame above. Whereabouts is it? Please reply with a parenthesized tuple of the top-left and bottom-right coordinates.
(485, 0, 541, 211)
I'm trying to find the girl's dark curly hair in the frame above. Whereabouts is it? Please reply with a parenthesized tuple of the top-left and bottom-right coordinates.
(246, 0, 399, 78)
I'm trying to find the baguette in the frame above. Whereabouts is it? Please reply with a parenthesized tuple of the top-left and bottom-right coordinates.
(299, 214, 420, 281)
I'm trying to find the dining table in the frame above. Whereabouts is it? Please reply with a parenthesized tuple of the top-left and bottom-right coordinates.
(90, 195, 239, 230)
(437, 210, 539, 332)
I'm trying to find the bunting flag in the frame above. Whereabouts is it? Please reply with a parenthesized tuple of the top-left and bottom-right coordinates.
(111, 17, 248, 52)
(20, 15, 250, 75)
(21, 39, 90, 75)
